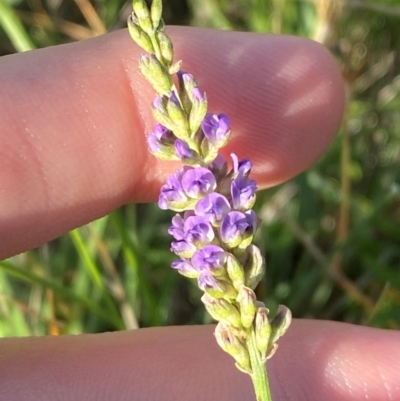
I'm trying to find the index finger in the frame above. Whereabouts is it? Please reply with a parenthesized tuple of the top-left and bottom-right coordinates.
(0, 28, 344, 259)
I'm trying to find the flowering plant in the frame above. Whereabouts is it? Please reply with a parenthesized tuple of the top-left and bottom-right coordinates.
(128, 1, 291, 399)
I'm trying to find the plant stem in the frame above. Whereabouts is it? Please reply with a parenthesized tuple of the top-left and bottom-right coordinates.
(247, 330, 272, 401)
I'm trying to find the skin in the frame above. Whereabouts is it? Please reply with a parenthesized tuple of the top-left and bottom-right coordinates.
(0, 27, 399, 400)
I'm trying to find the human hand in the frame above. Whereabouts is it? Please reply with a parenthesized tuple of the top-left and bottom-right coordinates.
(0, 28, 398, 400)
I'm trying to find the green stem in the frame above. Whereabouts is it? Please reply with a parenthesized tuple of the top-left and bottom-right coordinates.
(247, 330, 273, 401)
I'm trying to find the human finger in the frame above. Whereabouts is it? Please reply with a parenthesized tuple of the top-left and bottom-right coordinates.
(0, 28, 344, 258)
(0, 320, 398, 400)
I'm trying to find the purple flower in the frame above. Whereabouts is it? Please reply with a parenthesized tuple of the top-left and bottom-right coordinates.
(175, 139, 198, 161)
(201, 113, 231, 148)
(231, 176, 257, 210)
(198, 271, 220, 291)
(192, 245, 227, 272)
(181, 167, 216, 199)
(195, 193, 231, 225)
(183, 216, 215, 246)
(171, 259, 198, 278)
(220, 210, 258, 248)
(158, 168, 189, 210)
(231, 153, 252, 177)
(230, 154, 257, 210)
(171, 240, 196, 258)
(168, 214, 185, 240)
(147, 124, 174, 154)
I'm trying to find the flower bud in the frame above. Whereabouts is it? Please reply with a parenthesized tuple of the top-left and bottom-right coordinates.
(169, 60, 182, 75)
(200, 137, 219, 165)
(177, 71, 199, 114)
(174, 139, 199, 164)
(226, 254, 245, 291)
(128, 15, 154, 53)
(171, 259, 199, 279)
(201, 113, 231, 149)
(205, 277, 237, 300)
(255, 307, 272, 359)
(244, 245, 265, 289)
(156, 31, 174, 66)
(171, 239, 196, 258)
(147, 127, 178, 161)
(132, 0, 153, 33)
(189, 89, 208, 134)
(269, 305, 292, 347)
(150, 0, 163, 29)
(158, 168, 197, 212)
(214, 322, 252, 374)
(139, 55, 172, 96)
(152, 96, 175, 131)
(166, 92, 190, 139)
(220, 211, 257, 249)
(201, 293, 242, 328)
(236, 286, 257, 329)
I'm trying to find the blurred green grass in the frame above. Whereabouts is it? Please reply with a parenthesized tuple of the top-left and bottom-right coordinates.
(0, 0, 399, 336)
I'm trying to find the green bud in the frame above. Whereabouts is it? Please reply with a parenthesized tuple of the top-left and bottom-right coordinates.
(151, 97, 175, 131)
(269, 305, 292, 347)
(166, 95, 190, 140)
(177, 72, 194, 114)
(150, 0, 163, 29)
(139, 55, 172, 96)
(157, 31, 174, 66)
(205, 278, 237, 300)
(236, 286, 257, 329)
(201, 293, 242, 328)
(165, 198, 198, 213)
(157, 18, 165, 32)
(128, 14, 154, 53)
(200, 138, 219, 165)
(169, 60, 182, 75)
(177, 270, 199, 279)
(149, 144, 179, 161)
(244, 245, 265, 289)
(214, 322, 252, 374)
(189, 92, 208, 134)
(226, 254, 245, 291)
(132, 0, 153, 34)
(237, 232, 254, 250)
(255, 307, 272, 359)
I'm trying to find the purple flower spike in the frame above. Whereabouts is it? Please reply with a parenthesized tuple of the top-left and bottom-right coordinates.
(201, 113, 231, 148)
(220, 210, 257, 248)
(158, 168, 188, 210)
(175, 139, 197, 161)
(181, 167, 217, 199)
(195, 193, 231, 225)
(183, 216, 215, 246)
(192, 245, 227, 272)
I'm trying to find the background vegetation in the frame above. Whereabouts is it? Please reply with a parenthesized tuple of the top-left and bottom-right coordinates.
(0, 0, 399, 337)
